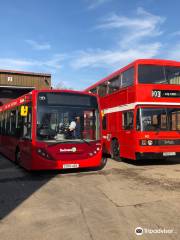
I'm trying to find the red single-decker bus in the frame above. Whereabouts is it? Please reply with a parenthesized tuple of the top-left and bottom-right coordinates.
(0, 90, 106, 170)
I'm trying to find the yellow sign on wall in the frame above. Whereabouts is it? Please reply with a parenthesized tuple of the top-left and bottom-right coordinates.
(20, 106, 28, 117)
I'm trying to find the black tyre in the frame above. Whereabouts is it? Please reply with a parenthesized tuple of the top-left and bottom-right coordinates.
(111, 139, 121, 161)
(100, 155, 107, 169)
(95, 155, 107, 170)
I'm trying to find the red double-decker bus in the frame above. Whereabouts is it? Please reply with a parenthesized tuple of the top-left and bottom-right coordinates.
(85, 59, 180, 161)
(0, 90, 106, 170)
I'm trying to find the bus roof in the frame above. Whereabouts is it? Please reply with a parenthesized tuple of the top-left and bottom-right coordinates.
(84, 58, 180, 92)
(0, 89, 97, 112)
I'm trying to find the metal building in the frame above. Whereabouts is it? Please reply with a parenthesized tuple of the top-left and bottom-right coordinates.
(0, 69, 51, 105)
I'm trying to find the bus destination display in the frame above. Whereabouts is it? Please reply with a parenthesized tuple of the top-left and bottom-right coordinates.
(152, 90, 180, 98)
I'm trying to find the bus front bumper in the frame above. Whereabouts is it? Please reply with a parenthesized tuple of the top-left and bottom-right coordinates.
(136, 152, 180, 160)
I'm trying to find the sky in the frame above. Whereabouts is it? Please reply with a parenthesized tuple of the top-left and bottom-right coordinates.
(0, 0, 180, 90)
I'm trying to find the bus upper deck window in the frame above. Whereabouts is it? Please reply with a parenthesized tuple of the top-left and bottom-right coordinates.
(98, 83, 107, 97)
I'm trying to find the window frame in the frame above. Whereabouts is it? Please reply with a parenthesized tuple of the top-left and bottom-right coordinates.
(102, 115, 107, 130)
(90, 66, 135, 97)
(121, 67, 135, 88)
(122, 110, 134, 130)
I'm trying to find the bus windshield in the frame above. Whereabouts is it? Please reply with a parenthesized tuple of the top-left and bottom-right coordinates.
(138, 65, 180, 85)
(137, 107, 180, 131)
(36, 92, 100, 142)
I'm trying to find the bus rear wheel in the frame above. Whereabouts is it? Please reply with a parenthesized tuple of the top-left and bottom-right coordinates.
(111, 139, 121, 161)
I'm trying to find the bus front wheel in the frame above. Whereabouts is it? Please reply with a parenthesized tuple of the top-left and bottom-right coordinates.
(96, 155, 107, 170)
(111, 139, 121, 161)
(100, 155, 107, 169)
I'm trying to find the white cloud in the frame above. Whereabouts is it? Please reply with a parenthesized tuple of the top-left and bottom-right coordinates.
(98, 7, 164, 29)
(0, 58, 34, 69)
(166, 43, 180, 60)
(43, 54, 66, 69)
(25, 39, 51, 50)
(0, 8, 169, 90)
(97, 7, 165, 48)
(0, 54, 65, 72)
(71, 43, 161, 69)
(170, 31, 180, 37)
(70, 8, 164, 70)
(55, 80, 73, 89)
(87, 0, 110, 9)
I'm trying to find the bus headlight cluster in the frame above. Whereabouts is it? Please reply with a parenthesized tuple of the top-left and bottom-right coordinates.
(89, 147, 101, 156)
(37, 148, 53, 160)
(140, 140, 154, 146)
(147, 140, 153, 146)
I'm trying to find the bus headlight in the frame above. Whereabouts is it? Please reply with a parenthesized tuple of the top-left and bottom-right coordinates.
(140, 140, 147, 146)
(147, 140, 153, 146)
(140, 140, 154, 146)
(37, 148, 54, 160)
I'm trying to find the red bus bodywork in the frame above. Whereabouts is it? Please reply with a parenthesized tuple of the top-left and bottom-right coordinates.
(85, 59, 180, 161)
(0, 90, 105, 170)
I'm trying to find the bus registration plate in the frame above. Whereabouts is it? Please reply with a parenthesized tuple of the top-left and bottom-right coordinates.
(163, 152, 176, 156)
(63, 164, 79, 169)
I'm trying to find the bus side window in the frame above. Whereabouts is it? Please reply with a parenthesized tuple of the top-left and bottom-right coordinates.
(136, 109, 140, 131)
(0, 112, 2, 134)
(2, 112, 5, 135)
(122, 67, 134, 88)
(10, 109, 16, 136)
(98, 83, 108, 97)
(170, 110, 180, 130)
(22, 105, 32, 139)
(102, 115, 107, 130)
(176, 111, 180, 130)
(108, 75, 121, 94)
(17, 107, 23, 138)
(17, 105, 31, 139)
(6, 111, 11, 135)
(90, 88, 97, 94)
(123, 111, 134, 130)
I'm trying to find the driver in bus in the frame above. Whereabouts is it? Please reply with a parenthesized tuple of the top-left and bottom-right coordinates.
(69, 116, 81, 139)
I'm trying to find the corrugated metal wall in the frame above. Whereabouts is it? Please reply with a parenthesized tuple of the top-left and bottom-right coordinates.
(0, 72, 51, 90)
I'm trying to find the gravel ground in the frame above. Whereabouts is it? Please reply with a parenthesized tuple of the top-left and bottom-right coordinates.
(0, 155, 180, 240)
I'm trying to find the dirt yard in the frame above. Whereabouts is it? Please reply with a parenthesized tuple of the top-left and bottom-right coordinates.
(0, 155, 179, 240)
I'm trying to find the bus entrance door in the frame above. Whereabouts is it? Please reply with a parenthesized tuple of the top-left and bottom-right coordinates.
(123, 129, 135, 159)
(121, 111, 136, 159)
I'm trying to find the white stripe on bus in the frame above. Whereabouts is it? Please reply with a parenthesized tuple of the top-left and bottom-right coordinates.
(103, 102, 180, 114)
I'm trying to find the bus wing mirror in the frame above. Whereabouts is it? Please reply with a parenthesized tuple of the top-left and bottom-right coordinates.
(20, 106, 28, 117)
(101, 110, 105, 117)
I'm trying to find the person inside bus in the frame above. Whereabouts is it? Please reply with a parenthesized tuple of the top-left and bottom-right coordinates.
(69, 116, 81, 139)
(37, 114, 56, 139)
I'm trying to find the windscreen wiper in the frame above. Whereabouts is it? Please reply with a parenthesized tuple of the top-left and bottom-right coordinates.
(80, 138, 91, 146)
(48, 140, 77, 146)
